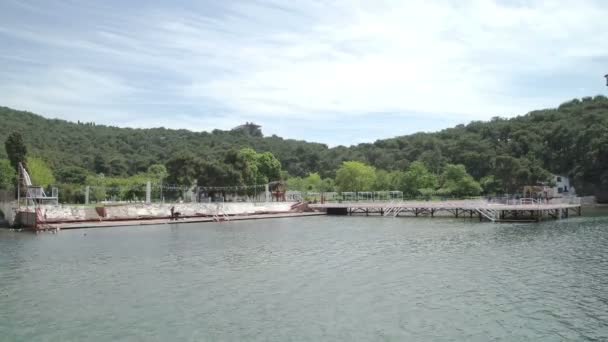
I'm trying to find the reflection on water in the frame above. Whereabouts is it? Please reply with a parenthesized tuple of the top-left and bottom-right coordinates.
(1, 213, 608, 341)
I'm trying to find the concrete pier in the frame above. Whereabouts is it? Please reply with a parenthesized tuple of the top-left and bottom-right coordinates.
(10, 202, 301, 230)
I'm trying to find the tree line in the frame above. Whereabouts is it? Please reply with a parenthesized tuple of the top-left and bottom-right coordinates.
(0, 133, 486, 202)
(1, 95, 607, 202)
(288, 161, 482, 198)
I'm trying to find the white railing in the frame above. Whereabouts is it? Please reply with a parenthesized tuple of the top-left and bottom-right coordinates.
(549, 196, 581, 205)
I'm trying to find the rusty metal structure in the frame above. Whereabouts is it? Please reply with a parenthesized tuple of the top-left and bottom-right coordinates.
(269, 181, 287, 202)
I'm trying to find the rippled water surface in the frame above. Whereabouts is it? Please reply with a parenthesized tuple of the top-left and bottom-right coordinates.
(2, 213, 608, 341)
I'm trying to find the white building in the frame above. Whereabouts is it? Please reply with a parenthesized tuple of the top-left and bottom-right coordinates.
(552, 175, 575, 197)
(523, 175, 576, 199)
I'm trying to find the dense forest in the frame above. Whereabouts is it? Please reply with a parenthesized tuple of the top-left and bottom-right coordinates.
(1, 95, 607, 202)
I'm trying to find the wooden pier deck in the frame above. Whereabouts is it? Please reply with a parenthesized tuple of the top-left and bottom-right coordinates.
(309, 199, 582, 222)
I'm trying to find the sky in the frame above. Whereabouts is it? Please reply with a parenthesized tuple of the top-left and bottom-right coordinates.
(0, 0, 607, 146)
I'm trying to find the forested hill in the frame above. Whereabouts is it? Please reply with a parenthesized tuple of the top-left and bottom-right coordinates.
(0, 107, 329, 178)
(347, 96, 608, 197)
(1, 95, 607, 198)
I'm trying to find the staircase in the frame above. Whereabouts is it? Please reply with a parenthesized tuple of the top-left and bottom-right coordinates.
(383, 201, 404, 217)
(475, 207, 497, 222)
(213, 204, 230, 222)
(392, 208, 403, 217)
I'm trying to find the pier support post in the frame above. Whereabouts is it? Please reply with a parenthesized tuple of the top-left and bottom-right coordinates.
(455, 209, 459, 218)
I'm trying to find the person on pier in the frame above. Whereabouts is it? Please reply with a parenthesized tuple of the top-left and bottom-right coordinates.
(170, 206, 181, 220)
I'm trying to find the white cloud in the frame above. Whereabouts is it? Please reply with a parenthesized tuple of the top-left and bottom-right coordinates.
(0, 0, 607, 144)
(0, 68, 135, 120)
(172, 0, 608, 120)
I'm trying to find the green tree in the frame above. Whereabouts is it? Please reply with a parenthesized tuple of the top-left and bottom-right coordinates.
(335, 161, 376, 192)
(492, 156, 550, 193)
(85, 174, 107, 202)
(165, 153, 200, 187)
(108, 158, 128, 177)
(4, 132, 27, 171)
(438, 164, 482, 197)
(480, 175, 502, 195)
(286, 176, 304, 191)
(231, 148, 283, 185)
(287, 173, 335, 192)
(27, 157, 56, 187)
(93, 154, 109, 174)
(0, 159, 16, 190)
(493, 156, 522, 193)
(418, 149, 445, 174)
(320, 178, 335, 192)
(146, 164, 168, 201)
(256, 152, 282, 182)
(147, 164, 168, 182)
(57, 184, 85, 204)
(395, 161, 437, 197)
(374, 170, 401, 190)
(56, 166, 89, 184)
(302, 173, 323, 191)
(237, 148, 262, 185)
(197, 161, 243, 188)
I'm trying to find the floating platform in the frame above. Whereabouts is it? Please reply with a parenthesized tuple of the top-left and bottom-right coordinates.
(309, 200, 582, 222)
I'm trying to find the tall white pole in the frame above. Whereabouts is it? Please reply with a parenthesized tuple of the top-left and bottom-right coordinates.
(16, 167, 20, 209)
(146, 181, 151, 204)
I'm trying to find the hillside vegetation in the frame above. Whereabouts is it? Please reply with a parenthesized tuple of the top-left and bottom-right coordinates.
(1, 95, 607, 201)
